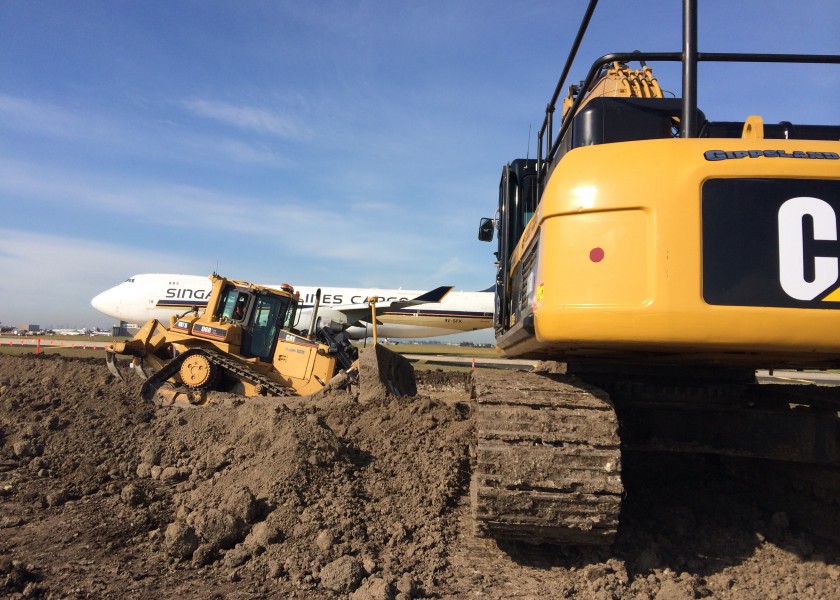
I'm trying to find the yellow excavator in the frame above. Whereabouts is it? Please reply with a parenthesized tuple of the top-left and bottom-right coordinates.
(106, 274, 413, 407)
(475, 0, 840, 545)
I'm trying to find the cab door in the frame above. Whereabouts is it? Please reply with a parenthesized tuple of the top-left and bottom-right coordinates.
(496, 159, 539, 334)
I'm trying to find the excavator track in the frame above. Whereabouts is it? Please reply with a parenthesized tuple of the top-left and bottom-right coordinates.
(140, 347, 294, 407)
(471, 369, 622, 546)
(589, 373, 840, 542)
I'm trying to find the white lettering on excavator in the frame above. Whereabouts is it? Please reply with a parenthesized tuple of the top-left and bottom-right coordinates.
(778, 196, 838, 300)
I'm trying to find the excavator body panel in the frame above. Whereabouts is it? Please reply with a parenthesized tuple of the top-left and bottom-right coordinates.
(498, 136, 840, 368)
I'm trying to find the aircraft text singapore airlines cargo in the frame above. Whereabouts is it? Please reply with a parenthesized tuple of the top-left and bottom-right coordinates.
(92, 273, 494, 340)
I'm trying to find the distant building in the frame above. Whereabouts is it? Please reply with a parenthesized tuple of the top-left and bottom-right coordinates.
(112, 324, 132, 336)
(17, 324, 40, 333)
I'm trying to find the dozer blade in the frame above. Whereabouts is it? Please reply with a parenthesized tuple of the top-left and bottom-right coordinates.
(356, 344, 417, 404)
(105, 351, 125, 382)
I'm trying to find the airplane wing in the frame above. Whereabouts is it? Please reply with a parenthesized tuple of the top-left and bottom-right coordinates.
(316, 286, 454, 327)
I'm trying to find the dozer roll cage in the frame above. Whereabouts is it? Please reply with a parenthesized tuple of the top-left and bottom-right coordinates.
(536, 0, 840, 195)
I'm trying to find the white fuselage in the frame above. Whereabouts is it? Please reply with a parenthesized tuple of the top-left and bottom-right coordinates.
(91, 273, 494, 340)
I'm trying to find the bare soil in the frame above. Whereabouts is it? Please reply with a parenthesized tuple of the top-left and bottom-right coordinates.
(1, 353, 839, 599)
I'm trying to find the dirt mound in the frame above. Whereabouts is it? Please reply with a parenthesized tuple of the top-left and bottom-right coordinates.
(0, 355, 470, 598)
(2, 355, 840, 599)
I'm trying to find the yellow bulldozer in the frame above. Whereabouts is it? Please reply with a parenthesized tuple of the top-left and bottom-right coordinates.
(106, 274, 414, 407)
(475, 0, 840, 545)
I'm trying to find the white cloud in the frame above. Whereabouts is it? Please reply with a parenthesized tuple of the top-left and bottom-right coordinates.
(183, 98, 309, 140)
(0, 158, 327, 231)
(0, 93, 93, 139)
(173, 134, 293, 167)
(0, 229, 208, 327)
(0, 94, 296, 168)
(0, 158, 463, 283)
(0, 218, 467, 328)
(429, 256, 466, 282)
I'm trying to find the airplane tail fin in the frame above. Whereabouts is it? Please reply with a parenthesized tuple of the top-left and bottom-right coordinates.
(390, 285, 453, 308)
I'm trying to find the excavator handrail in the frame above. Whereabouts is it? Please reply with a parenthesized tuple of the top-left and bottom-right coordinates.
(538, 50, 840, 176)
(538, 0, 600, 163)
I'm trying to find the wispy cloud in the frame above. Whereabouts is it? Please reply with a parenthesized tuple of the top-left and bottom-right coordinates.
(183, 98, 309, 140)
(429, 256, 467, 282)
(0, 93, 93, 139)
(173, 134, 293, 167)
(0, 93, 295, 168)
(0, 158, 326, 233)
(0, 158, 459, 280)
(0, 228, 208, 326)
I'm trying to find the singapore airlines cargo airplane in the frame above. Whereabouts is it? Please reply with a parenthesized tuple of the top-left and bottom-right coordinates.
(91, 273, 494, 340)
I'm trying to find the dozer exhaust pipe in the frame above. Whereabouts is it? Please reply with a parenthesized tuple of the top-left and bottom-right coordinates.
(307, 288, 322, 339)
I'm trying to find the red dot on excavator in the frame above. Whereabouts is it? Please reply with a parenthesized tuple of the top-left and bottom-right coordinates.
(590, 247, 605, 262)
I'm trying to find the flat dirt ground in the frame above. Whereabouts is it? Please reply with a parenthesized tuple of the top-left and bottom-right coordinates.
(2, 353, 840, 599)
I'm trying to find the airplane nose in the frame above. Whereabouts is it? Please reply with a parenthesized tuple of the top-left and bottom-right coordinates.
(91, 291, 106, 312)
(91, 288, 119, 318)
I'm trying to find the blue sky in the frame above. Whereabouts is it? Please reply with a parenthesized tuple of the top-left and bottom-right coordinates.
(1, 0, 838, 330)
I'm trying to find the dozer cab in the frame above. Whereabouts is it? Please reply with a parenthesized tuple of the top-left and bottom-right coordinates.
(105, 274, 368, 407)
(474, 0, 840, 546)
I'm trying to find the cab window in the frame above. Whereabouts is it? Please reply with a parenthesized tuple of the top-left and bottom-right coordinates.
(282, 300, 297, 328)
(219, 287, 249, 321)
(248, 294, 292, 360)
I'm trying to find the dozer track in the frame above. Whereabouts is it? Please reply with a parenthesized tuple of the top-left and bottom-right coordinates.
(471, 369, 622, 545)
(141, 347, 295, 407)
